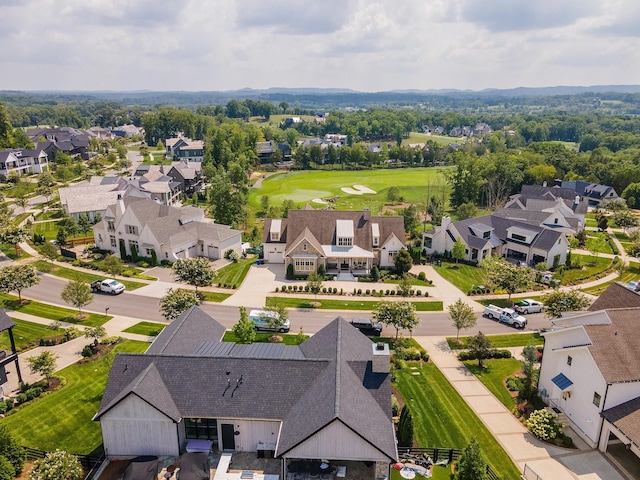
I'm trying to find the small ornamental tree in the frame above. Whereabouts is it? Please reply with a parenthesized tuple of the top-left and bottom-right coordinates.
(448, 299, 476, 340)
(373, 300, 419, 340)
(262, 302, 288, 331)
(451, 238, 466, 264)
(396, 405, 414, 448)
(467, 332, 494, 368)
(542, 289, 590, 318)
(396, 274, 412, 297)
(29, 449, 83, 480)
(40, 241, 59, 263)
(0, 264, 40, 302)
(306, 272, 323, 302)
(454, 437, 486, 480)
(394, 248, 413, 275)
(0, 224, 28, 256)
(172, 257, 216, 293)
(26, 351, 58, 386)
(0, 424, 25, 475)
(520, 343, 539, 401)
(370, 264, 380, 282)
(84, 326, 107, 346)
(526, 409, 564, 441)
(286, 263, 294, 280)
(232, 306, 256, 344)
(102, 255, 124, 277)
(159, 288, 201, 320)
(60, 279, 92, 317)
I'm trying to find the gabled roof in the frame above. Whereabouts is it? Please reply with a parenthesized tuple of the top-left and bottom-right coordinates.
(284, 227, 324, 257)
(588, 282, 640, 311)
(583, 309, 640, 383)
(96, 311, 396, 461)
(602, 396, 640, 448)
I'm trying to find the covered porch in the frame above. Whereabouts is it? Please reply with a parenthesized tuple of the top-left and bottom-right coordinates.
(323, 245, 374, 277)
(600, 398, 640, 480)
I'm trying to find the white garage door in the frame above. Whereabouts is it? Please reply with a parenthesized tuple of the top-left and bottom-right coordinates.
(267, 249, 284, 263)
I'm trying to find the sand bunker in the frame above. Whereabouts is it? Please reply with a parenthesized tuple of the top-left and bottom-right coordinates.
(341, 185, 377, 195)
(312, 198, 328, 204)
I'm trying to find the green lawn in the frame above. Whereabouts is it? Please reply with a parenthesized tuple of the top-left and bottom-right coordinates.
(395, 364, 521, 479)
(35, 210, 64, 221)
(2, 340, 148, 455)
(432, 262, 486, 293)
(581, 261, 640, 296)
(123, 321, 165, 336)
(0, 293, 110, 326)
(199, 291, 233, 303)
(447, 332, 543, 350)
(556, 254, 615, 285)
(0, 318, 65, 352)
(33, 260, 147, 291)
(266, 296, 443, 311)
(585, 235, 613, 254)
(30, 220, 60, 241)
(222, 331, 308, 345)
(463, 358, 522, 410)
(1, 181, 37, 197)
(249, 168, 451, 214)
(215, 258, 257, 288)
(0, 242, 32, 260)
(402, 132, 462, 147)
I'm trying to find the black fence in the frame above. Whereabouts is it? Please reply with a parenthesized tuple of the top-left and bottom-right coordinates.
(399, 447, 500, 480)
(23, 446, 106, 477)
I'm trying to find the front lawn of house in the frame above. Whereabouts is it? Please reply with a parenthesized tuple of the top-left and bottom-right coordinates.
(198, 291, 233, 303)
(32, 260, 147, 290)
(215, 258, 257, 288)
(222, 331, 308, 345)
(555, 254, 616, 285)
(447, 332, 543, 350)
(1, 340, 148, 455)
(123, 321, 165, 336)
(265, 296, 443, 311)
(394, 364, 521, 480)
(0, 318, 65, 352)
(581, 261, 640, 296)
(463, 358, 523, 410)
(0, 293, 110, 326)
(431, 262, 487, 294)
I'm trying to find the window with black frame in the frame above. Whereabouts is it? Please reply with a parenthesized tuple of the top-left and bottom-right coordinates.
(185, 418, 218, 441)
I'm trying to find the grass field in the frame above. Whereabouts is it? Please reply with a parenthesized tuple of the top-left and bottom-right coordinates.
(556, 254, 614, 285)
(0, 241, 31, 260)
(199, 291, 233, 303)
(0, 293, 110, 326)
(2, 340, 148, 455)
(249, 114, 317, 125)
(402, 132, 462, 147)
(585, 234, 613, 254)
(432, 262, 485, 294)
(32, 260, 147, 290)
(248, 168, 451, 214)
(123, 321, 165, 336)
(464, 358, 522, 410)
(447, 332, 543, 350)
(395, 364, 521, 479)
(215, 258, 257, 287)
(0, 318, 65, 352)
(222, 331, 308, 345)
(1, 181, 37, 198)
(265, 296, 443, 311)
(581, 261, 640, 296)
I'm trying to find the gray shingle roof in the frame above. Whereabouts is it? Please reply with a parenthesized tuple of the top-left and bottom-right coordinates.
(601, 396, 640, 447)
(583, 309, 640, 383)
(96, 310, 396, 461)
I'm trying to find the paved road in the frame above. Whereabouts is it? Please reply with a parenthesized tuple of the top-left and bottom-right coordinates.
(22, 274, 552, 336)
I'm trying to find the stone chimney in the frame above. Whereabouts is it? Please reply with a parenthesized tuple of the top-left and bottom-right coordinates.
(440, 215, 451, 230)
(372, 342, 390, 373)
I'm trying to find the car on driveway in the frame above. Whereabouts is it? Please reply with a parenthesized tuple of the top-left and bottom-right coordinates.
(514, 299, 544, 314)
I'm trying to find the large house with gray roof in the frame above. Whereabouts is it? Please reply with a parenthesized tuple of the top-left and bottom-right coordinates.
(263, 208, 405, 278)
(555, 180, 621, 207)
(94, 307, 397, 478)
(0, 149, 48, 177)
(538, 303, 640, 467)
(93, 197, 241, 261)
(422, 214, 569, 268)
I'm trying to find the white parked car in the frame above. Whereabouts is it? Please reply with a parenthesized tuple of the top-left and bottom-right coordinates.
(514, 299, 544, 314)
(626, 280, 640, 292)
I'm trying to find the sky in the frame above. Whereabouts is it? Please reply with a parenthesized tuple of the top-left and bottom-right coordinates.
(2, 0, 640, 92)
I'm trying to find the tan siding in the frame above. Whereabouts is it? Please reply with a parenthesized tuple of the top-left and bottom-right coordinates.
(285, 420, 389, 461)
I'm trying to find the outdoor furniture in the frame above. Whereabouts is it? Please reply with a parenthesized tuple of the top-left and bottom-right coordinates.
(185, 439, 214, 453)
(335, 466, 346, 478)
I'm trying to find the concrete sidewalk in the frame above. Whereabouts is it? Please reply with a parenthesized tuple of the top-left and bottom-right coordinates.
(414, 336, 625, 480)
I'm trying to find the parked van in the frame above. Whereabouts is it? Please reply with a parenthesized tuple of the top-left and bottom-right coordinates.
(248, 309, 291, 333)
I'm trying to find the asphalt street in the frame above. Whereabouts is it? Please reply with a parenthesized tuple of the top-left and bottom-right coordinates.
(23, 274, 552, 336)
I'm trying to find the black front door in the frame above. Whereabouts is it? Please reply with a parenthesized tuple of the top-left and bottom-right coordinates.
(221, 423, 235, 450)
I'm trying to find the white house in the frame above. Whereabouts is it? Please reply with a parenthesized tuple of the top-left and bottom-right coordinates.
(538, 305, 640, 467)
(423, 215, 569, 268)
(93, 196, 241, 261)
(94, 308, 397, 479)
(263, 208, 405, 278)
(0, 149, 48, 176)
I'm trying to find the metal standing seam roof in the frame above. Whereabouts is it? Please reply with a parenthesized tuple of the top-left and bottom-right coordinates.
(551, 372, 574, 390)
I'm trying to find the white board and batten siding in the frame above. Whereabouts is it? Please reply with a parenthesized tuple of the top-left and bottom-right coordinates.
(101, 394, 179, 457)
(284, 419, 389, 461)
(221, 419, 281, 452)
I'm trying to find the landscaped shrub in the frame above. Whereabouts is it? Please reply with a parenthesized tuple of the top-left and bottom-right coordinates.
(365, 289, 370, 295)
(357, 288, 362, 295)
(391, 395, 400, 417)
(274, 287, 279, 292)
(458, 349, 512, 361)
(4, 398, 13, 410)
(286, 263, 294, 280)
(390, 290, 395, 296)
(506, 376, 523, 392)
(25, 387, 42, 401)
(526, 409, 564, 441)
(418, 271, 426, 281)
(15, 393, 27, 404)
(416, 290, 422, 296)
(0, 401, 7, 414)
(224, 249, 240, 262)
(322, 287, 327, 293)
(101, 336, 123, 345)
(81, 345, 94, 358)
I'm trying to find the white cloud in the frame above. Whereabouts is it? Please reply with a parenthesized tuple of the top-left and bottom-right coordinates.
(0, 0, 639, 91)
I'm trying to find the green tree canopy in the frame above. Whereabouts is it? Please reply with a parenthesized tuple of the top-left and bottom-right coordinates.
(172, 257, 216, 293)
(483, 256, 532, 300)
(60, 279, 93, 316)
(232, 306, 256, 344)
(159, 288, 201, 320)
(448, 299, 476, 340)
(454, 437, 486, 480)
(451, 238, 466, 264)
(26, 350, 58, 385)
(0, 264, 40, 302)
(467, 332, 494, 368)
(394, 248, 413, 275)
(373, 300, 419, 340)
(0, 424, 25, 475)
(542, 289, 590, 318)
(28, 449, 83, 480)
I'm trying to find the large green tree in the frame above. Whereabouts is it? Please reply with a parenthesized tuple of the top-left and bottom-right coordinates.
(159, 288, 201, 320)
(373, 300, 419, 340)
(0, 264, 39, 302)
(542, 289, 590, 318)
(483, 256, 532, 300)
(394, 248, 413, 275)
(396, 405, 414, 448)
(232, 306, 256, 344)
(172, 257, 216, 293)
(0, 225, 28, 256)
(467, 332, 494, 368)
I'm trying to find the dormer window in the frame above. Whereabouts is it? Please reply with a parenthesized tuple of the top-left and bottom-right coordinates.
(372, 223, 380, 247)
(336, 219, 354, 247)
(483, 231, 490, 239)
(271, 231, 279, 241)
(270, 219, 282, 242)
(337, 237, 353, 246)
